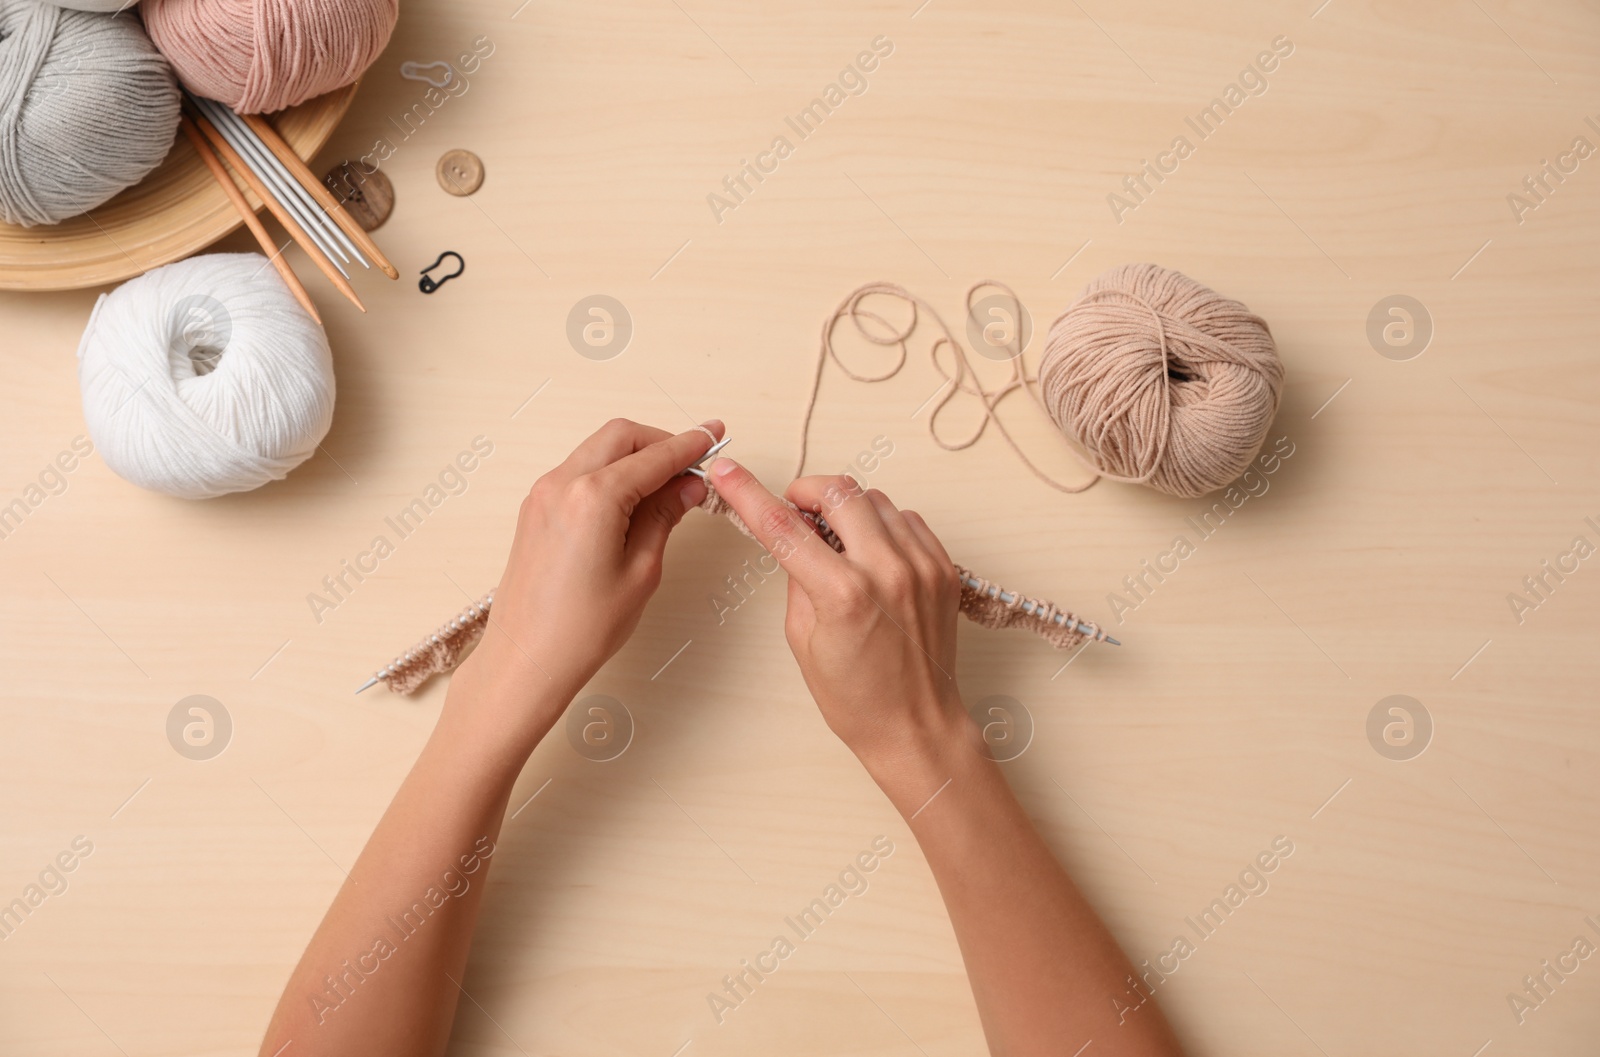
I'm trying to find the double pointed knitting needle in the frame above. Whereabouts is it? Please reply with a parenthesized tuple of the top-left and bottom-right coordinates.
(185, 98, 368, 313)
(240, 111, 400, 280)
(191, 97, 361, 273)
(179, 115, 321, 324)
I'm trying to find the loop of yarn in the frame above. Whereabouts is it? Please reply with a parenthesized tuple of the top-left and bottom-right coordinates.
(77, 253, 336, 499)
(802, 279, 1097, 492)
(1038, 263, 1284, 498)
(142, 0, 398, 114)
(0, 0, 180, 226)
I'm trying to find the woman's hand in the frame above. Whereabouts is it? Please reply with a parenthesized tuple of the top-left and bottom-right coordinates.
(452, 418, 720, 745)
(707, 458, 968, 796)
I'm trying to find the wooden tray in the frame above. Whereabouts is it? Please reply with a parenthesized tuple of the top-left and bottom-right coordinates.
(0, 83, 359, 291)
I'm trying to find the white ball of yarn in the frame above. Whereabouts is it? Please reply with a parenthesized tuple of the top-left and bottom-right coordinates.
(77, 253, 336, 499)
(0, 0, 180, 226)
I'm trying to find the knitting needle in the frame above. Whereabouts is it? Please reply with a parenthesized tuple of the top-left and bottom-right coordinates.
(240, 111, 400, 280)
(681, 435, 732, 478)
(219, 110, 368, 273)
(179, 115, 321, 325)
(807, 507, 1119, 645)
(356, 589, 497, 695)
(194, 97, 357, 273)
(691, 448, 1112, 644)
(959, 575, 1120, 645)
(192, 96, 361, 277)
(189, 99, 351, 274)
(357, 437, 735, 695)
(186, 106, 367, 313)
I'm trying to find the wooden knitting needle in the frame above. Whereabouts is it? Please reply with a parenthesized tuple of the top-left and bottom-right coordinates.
(186, 105, 367, 313)
(179, 115, 321, 325)
(240, 112, 399, 280)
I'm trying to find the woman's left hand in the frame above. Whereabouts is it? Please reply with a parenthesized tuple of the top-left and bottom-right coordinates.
(452, 417, 720, 744)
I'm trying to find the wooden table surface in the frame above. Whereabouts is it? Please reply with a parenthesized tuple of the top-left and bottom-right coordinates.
(3, 1, 1598, 1054)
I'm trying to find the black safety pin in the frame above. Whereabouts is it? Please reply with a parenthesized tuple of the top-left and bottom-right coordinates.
(419, 251, 465, 294)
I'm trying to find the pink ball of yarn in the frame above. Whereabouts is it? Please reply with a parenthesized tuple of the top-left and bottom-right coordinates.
(1038, 263, 1285, 499)
(142, 0, 397, 114)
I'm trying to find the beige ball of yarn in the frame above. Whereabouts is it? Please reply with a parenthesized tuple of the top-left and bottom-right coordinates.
(1037, 263, 1284, 499)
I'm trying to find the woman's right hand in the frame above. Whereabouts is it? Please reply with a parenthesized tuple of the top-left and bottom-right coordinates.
(708, 458, 969, 802)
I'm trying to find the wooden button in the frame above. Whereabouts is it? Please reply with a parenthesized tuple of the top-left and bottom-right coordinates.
(321, 162, 395, 232)
(437, 150, 485, 196)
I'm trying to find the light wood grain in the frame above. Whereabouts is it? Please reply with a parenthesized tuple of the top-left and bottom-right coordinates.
(1, 2, 1599, 1056)
(0, 84, 359, 291)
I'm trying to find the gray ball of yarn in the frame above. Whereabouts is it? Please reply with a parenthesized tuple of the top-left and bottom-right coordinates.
(45, 0, 136, 10)
(0, 0, 180, 227)
(46, 1, 137, 10)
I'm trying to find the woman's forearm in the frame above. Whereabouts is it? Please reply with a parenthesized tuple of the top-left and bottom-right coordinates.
(257, 644, 562, 1057)
(868, 722, 1184, 1057)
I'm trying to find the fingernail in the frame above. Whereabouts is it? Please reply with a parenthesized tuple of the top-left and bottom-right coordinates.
(710, 457, 737, 478)
(700, 418, 724, 435)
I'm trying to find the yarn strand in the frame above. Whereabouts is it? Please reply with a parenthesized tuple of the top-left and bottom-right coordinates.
(801, 280, 1101, 492)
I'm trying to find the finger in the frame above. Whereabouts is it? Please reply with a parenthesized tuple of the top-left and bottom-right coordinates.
(861, 489, 922, 557)
(594, 420, 723, 507)
(556, 418, 674, 478)
(902, 509, 956, 570)
(785, 475, 897, 560)
(707, 457, 843, 594)
(626, 473, 705, 567)
(783, 575, 816, 647)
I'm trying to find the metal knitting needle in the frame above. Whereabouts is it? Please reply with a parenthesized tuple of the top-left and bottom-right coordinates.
(355, 590, 496, 694)
(808, 509, 1119, 645)
(193, 98, 350, 274)
(681, 435, 732, 478)
(204, 103, 356, 273)
(193, 96, 359, 274)
(959, 576, 1120, 644)
(199, 96, 366, 269)
(240, 110, 399, 279)
(185, 105, 367, 311)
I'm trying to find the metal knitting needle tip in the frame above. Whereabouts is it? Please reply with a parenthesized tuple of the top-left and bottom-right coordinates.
(696, 435, 732, 465)
(355, 676, 379, 695)
(682, 434, 731, 477)
(1103, 635, 1121, 647)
